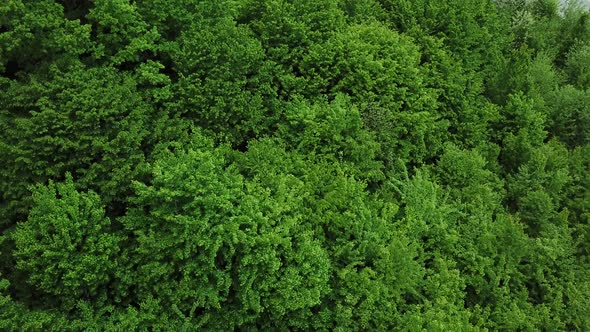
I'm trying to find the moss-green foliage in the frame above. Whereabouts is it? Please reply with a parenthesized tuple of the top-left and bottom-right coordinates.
(1, 0, 590, 330)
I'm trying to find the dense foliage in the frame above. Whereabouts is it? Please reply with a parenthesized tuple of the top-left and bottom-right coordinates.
(1, 0, 590, 330)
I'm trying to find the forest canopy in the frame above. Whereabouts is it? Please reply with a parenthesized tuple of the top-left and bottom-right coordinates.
(1, 0, 590, 330)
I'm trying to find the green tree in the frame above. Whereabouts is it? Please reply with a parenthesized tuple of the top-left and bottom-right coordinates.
(11, 174, 123, 311)
(545, 86, 590, 148)
(565, 42, 590, 89)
